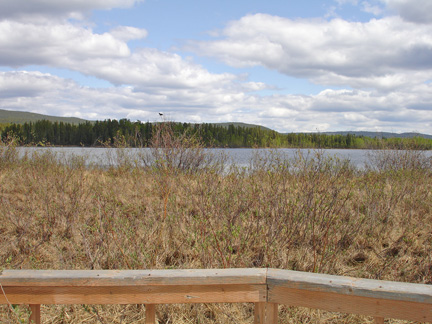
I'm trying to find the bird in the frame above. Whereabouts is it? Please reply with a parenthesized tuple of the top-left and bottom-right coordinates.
(159, 112, 163, 116)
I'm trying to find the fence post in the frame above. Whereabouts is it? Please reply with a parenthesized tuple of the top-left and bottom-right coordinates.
(29, 304, 41, 324)
(266, 303, 278, 324)
(145, 304, 156, 324)
(254, 303, 265, 324)
(254, 303, 278, 324)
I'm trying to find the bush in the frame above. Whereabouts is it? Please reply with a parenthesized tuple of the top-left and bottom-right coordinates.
(138, 121, 225, 174)
(0, 135, 19, 167)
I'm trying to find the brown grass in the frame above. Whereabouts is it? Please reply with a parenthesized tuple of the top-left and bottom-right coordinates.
(1, 131, 431, 323)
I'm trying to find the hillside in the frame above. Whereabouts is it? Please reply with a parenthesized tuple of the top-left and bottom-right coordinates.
(318, 131, 432, 140)
(1, 108, 431, 140)
(212, 122, 272, 131)
(0, 109, 88, 125)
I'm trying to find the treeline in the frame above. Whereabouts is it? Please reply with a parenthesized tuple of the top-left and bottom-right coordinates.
(1, 119, 432, 149)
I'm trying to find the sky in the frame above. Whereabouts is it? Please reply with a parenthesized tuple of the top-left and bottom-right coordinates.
(0, 0, 431, 133)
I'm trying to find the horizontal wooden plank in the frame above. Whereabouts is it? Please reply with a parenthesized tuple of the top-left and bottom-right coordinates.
(0, 284, 266, 305)
(0, 268, 267, 287)
(267, 269, 432, 304)
(268, 285, 432, 322)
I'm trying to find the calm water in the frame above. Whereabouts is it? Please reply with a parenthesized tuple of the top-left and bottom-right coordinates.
(16, 147, 424, 170)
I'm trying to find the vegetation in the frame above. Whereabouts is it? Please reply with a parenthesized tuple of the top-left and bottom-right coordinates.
(1, 118, 432, 149)
(1, 125, 432, 323)
(0, 109, 87, 125)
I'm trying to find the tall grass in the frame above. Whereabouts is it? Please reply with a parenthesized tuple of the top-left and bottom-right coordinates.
(0, 134, 431, 323)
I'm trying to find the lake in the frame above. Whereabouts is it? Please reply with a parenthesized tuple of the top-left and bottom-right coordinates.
(16, 147, 432, 170)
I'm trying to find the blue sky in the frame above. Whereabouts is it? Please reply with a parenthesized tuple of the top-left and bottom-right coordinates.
(0, 0, 431, 133)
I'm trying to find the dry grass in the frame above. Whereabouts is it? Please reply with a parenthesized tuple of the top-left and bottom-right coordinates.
(1, 133, 431, 323)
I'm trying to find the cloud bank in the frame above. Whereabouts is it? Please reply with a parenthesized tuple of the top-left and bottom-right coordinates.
(383, 0, 432, 24)
(0, 0, 143, 20)
(0, 0, 431, 133)
(189, 14, 432, 92)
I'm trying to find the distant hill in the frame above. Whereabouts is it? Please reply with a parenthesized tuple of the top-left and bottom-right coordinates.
(212, 122, 272, 131)
(0, 109, 272, 130)
(1, 108, 431, 139)
(0, 109, 88, 125)
(318, 131, 432, 140)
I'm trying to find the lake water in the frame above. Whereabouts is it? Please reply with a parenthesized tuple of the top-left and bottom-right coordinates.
(16, 147, 432, 170)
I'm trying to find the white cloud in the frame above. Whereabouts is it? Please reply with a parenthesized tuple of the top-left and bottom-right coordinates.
(189, 14, 432, 92)
(382, 0, 432, 24)
(314, 71, 432, 92)
(0, 71, 63, 98)
(110, 26, 148, 41)
(0, 21, 131, 67)
(0, 0, 143, 21)
(335, 0, 359, 5)
(361, 1, 384, 15)
(4, 71, 430, 134)
(0, 19, 242, 91)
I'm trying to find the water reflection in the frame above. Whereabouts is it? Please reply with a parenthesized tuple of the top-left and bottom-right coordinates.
(16, 147, 432, 171)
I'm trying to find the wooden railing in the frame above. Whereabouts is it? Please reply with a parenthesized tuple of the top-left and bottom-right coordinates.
(1, 268, 431, 323)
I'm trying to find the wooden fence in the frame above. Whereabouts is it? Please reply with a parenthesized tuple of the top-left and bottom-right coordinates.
(0, 268, 431, 323)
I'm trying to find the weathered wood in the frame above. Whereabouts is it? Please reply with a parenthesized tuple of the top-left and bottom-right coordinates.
(268, 286, 432, 322)
(145, 304, 156, 324)
(29, 304, 41, 324)
(267, 269, 432, 322)
(254, 303, 278, 324)
(265, 303, 278, 324)
(254, 303, 265, 324)
(0, 269, 266, 287)
(1, 268, 431, 323)
(267, 269, 432, 304)
(1, 284, 266, 304)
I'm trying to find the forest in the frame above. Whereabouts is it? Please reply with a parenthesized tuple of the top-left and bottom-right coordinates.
(1, 118, 431, 149)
